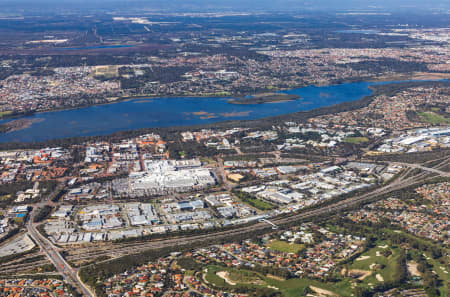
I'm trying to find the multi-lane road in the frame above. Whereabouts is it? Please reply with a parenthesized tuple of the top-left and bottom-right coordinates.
(12, 159, 449, 296)
(26, 209, 94, 297)
(389, 161, 450, 177)
(25, 187, 94, 297)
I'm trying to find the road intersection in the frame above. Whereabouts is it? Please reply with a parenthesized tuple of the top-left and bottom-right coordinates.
(17, 159, 449, 296)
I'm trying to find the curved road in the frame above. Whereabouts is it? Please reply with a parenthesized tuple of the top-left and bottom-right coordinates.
(23, 160, 448, 296)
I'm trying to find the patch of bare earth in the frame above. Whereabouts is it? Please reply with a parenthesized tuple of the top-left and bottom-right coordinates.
(310, 286, 338, 296)
(407, 262, 421, 277)
(216, 271, 237, 285)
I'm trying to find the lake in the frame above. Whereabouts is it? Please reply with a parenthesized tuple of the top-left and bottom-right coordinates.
(0, 80, 435, 143)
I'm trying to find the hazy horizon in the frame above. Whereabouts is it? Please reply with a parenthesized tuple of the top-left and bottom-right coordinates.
(1, 0, 449, 13)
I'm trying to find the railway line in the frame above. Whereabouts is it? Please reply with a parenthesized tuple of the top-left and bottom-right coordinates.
(0, 251, 43, 266)
(2, 159, 447, 296)
(0, 260, 52, 274)
(46, 161, 450, 264)
(63, 168, 438, 264)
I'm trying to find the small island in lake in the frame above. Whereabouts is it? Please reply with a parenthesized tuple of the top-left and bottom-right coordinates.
(0, 118, 44, 134)
(228, 92, 301, 105)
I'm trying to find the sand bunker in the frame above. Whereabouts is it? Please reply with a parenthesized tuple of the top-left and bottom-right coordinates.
(407, 262, 421, 277)
(216, 271, 237, 285)
(348, 269, 371, 280)
(310, 286, 337, 296)
(356, 255, 371, 261)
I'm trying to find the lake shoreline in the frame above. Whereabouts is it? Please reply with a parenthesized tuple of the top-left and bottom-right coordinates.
(0, 78, 448, 143)
(1, 72, 447, 121)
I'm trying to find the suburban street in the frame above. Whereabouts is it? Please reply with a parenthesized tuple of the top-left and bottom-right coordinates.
(6, 158, 447, 296)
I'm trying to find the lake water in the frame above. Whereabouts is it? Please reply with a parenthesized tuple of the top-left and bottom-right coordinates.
(0, 80, 435, 143)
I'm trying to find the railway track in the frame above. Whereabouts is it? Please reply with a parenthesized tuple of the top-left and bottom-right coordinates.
(4, 161, 447, 293)
(63, 170, 437, 264)
(0, 260, 52, 274)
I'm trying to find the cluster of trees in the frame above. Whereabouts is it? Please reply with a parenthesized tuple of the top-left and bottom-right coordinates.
(119, 66, 193, 89)
(182, 43, 269, 62)
(29, 69, 55, 77)
(330, 217, 445, 261)
(25, 54, 140, 68)
(417, 259, 441, 297)
(177, 257, 203, 271)
(346, 58, 428, 74)
(0, 181, 34, 208)
(168, 140, 219, 159)
(332, 218, 442, 297)
(210, 283, 281, 297)
(33, 205, 54, 223)
(277, 131, 321, 142)
(248, 263, 292, 280)
(312, 32, 416, 49)
(326, 215, 447, 296)
(65, 283, 82, 297)
(0, 227, 19, 245)
(354, 248, 408, 297)
(275, 129, 364, 157)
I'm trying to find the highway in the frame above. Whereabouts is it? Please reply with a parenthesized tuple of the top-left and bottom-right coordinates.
(389, 161, 450, 177)
(14, 159, 448, 296)
(26, 205, 94, 297)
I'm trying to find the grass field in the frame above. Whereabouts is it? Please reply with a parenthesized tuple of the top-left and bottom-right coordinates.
(201, 229, 446, 297)
(265, 277, 341, 297)
(0, 111, 13, 118)
(418, 111, 450, 125)
(348, 243, 400, 285)
(205, 265, 231, 287)
(343, 137, 369, 144)
(205, 265, 344, 296)
(241, 197, 276, 211)
(200, 157, 217, 165)
(228, 270, 263, 284)
(205, 265, 265, 289)
(267, 240, 304, 254)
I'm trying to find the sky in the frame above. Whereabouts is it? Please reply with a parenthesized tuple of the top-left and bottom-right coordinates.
(1, 0, 449, 12)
